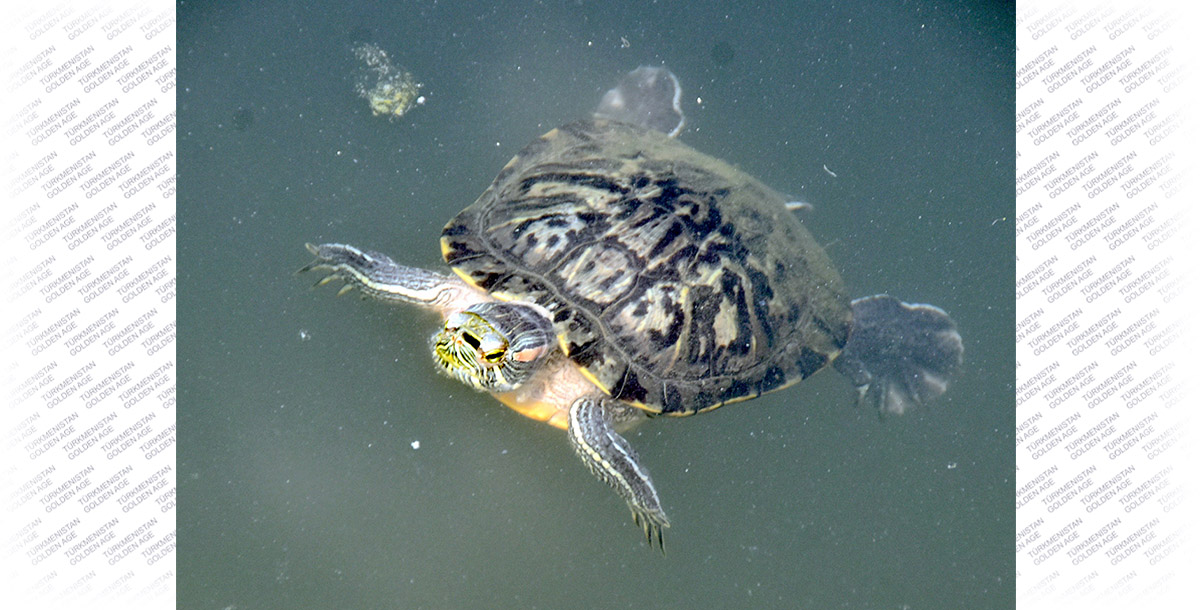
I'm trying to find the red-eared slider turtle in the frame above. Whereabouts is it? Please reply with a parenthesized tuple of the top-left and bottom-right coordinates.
(302, 66, 963, 549)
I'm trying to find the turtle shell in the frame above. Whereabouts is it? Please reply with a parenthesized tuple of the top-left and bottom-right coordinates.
(441, 118, 852, 415)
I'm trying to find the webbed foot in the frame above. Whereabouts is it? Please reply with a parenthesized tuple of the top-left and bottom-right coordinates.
(832, 295, 963, 415)
(594, 66, 686, 138)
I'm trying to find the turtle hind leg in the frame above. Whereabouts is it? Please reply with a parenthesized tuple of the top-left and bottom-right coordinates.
(594, 66, 686, 138)
(832, 295, 963, 416)
(567, 395, 669, 551)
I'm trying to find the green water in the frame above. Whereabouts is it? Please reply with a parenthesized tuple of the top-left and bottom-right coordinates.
(178, 1, 1015, 607)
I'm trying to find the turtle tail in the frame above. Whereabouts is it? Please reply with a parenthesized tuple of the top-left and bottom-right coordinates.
(832, 295, 963, 416)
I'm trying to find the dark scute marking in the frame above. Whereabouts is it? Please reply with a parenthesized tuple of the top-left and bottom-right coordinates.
(645, 311, 683, 355)
(678, 387, 705, 414)
(773, 259, 789, 279)
(442, 238, 480, 265)
(652, 176, 679, 195)
(664, 241, 698, 267)
(726, 331, 752, 356)
(687, 284, 720, 329)
(696, 245, 724, 266)
(568, 338, 600, 363)
(646, 220, 684, 261)
(616, 369, 649, 404)
(611, 365, 632, 402)
(746, 266, 775, 303)
(795, 347, 829, 379)
(483, 272, 519, 293)
(724, 377, 755, 405)
(759, 365, 788, 393)
(597, 271, 622, 292)
(519, 172, 629, 196)
(787, 303, 803, 324)
(722, 276, 755, 356)
(474, 271, 504, 291)
(493, 273, 543, 302)
(745, 265, 776, 345)
(660, 184, 723, 236)
(611, 199, 641, 221)
(663, 383, 683, 411)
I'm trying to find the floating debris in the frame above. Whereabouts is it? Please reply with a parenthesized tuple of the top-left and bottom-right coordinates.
(353, 43, 425, 120)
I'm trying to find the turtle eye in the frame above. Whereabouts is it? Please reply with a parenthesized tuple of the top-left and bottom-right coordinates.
(478, 334, 507, 364)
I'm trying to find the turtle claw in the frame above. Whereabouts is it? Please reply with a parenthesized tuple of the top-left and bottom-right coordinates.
(632, 506, 669, 553)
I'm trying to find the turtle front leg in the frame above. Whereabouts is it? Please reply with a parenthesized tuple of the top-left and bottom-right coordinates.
(568, 396, 670, 550)
(300, 243, 480, 314)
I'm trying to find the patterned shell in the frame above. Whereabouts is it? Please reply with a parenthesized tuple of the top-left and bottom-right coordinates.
(441, 119, 852, 415)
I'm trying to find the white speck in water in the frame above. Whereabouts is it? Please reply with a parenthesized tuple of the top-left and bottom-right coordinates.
(947, 462, 958, 469)
(411, 440, 420, 450)
(298, 329, 311, 341)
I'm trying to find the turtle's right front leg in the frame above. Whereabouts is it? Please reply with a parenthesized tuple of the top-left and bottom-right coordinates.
(568, 395, 670, 550)
(300, 243, 479, 313)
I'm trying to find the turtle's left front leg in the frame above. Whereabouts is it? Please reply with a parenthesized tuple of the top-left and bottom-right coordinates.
(568, 396, 670, 550)
(300, 243, 479, 315)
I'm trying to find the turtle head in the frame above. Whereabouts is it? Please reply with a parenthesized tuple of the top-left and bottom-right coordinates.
(432, 302, 555, 392)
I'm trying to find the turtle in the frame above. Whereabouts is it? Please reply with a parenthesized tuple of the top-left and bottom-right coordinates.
(301, 66, 963, 549)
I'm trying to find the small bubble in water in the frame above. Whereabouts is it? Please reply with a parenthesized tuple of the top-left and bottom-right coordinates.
(298, 329, 311, 341)
(411, 440, 420, 450)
